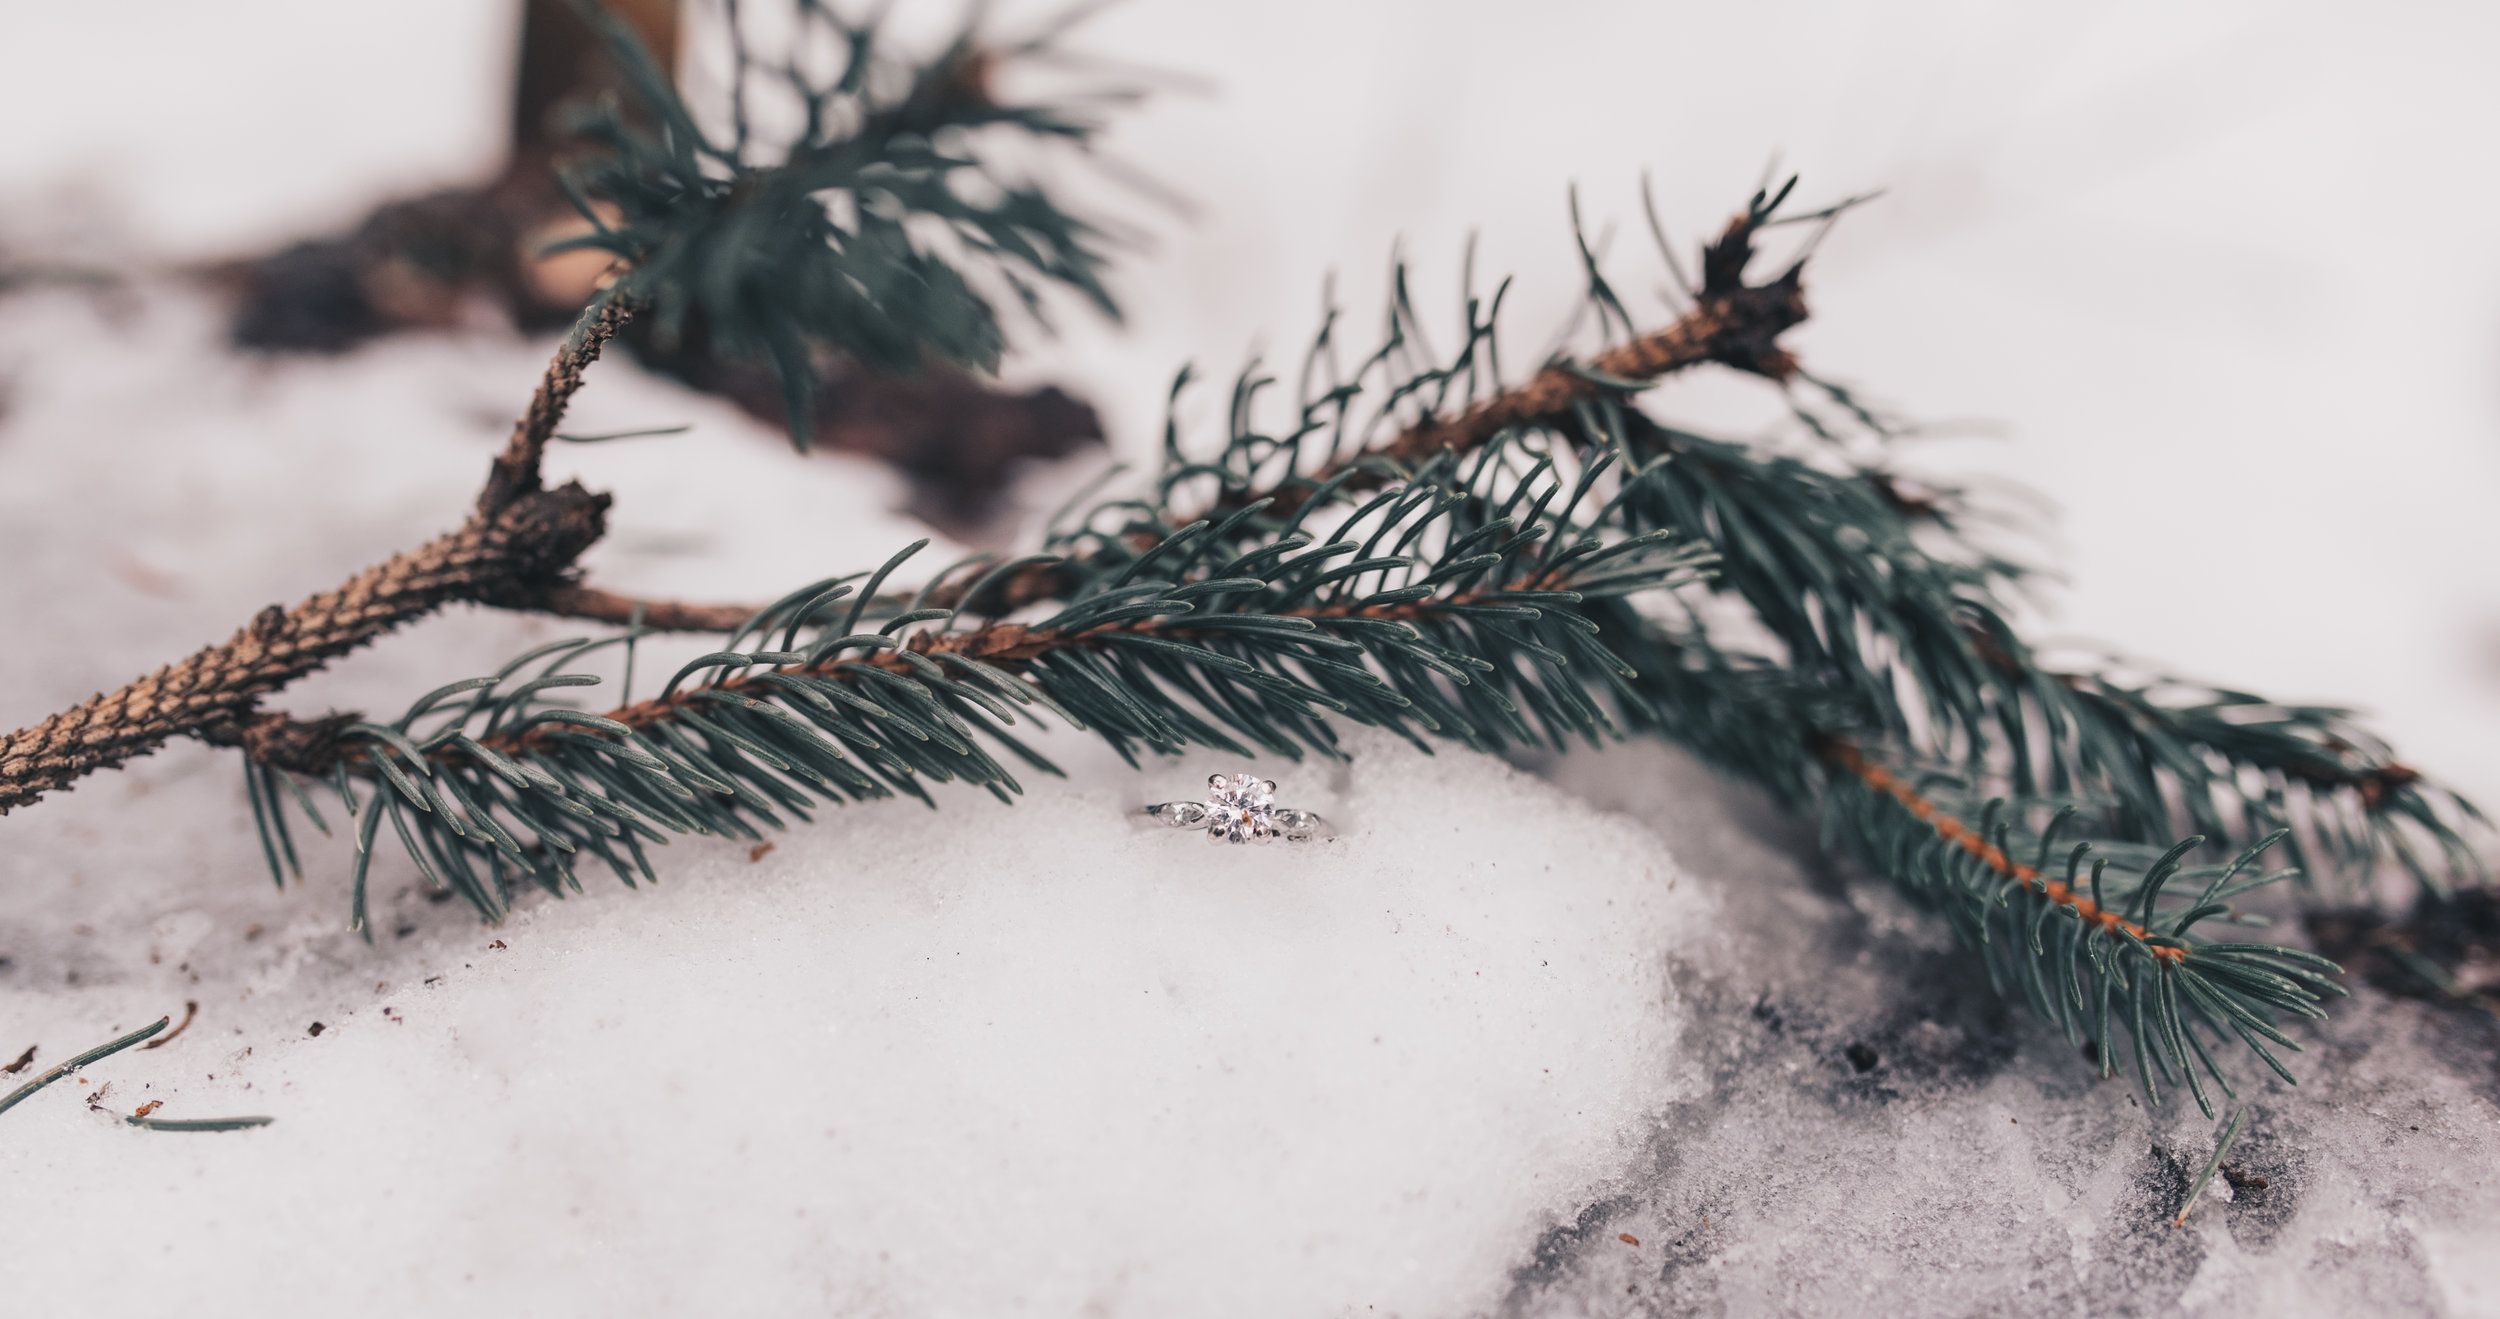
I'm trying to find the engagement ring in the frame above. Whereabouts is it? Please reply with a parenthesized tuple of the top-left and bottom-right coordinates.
(1145, 772, 1327, 844)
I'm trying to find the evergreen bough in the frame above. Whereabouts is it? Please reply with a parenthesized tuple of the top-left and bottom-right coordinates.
(0, 1, 2480, 1118)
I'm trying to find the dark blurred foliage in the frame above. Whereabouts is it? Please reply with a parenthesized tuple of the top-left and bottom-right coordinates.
(219, 0, 1107, 533)
(2308, 890, 2500, 1020)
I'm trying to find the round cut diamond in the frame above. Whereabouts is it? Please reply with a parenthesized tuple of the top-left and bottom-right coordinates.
(1204, 772, 1279, 844)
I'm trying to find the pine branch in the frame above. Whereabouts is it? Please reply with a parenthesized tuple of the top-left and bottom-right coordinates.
(555, 0, 1124, 448)
(1828, 739, 2190, 961)
(2016, 656, 2482, 892)
(1823, 738, 2344, 1116)
(0, 472, 612, 814)
(1209, 194, 1808, 521)
(0, 4, 1121, 814)
(0, 286, 632, 815)
(1556, 577, 2353, 1110)
(1154, 177, 2484, 894)
(240, 451, 1714, 930)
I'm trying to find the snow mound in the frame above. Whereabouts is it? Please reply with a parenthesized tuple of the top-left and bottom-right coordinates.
(1, 731, 1699, 1317)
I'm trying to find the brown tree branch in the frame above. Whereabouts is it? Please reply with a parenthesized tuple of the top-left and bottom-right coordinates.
(1824, 739, 2189, 963)
(479, 295, 635, 515)
(0, 301, 638, 813)
(510, 576, 1523, 749)
(1235, 210, 1809, 521)
(0, 484, 611, 811)
(202, 578, 1535, 778)
(2, 204, 1808, 811)
(502, 583, 758, 633)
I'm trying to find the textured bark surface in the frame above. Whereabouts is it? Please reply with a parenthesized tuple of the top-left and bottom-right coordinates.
(1224, 219, 1808, 521)
(0, 302, 637, 812)
(0, 482, 610, 811)
(477, 296, 634, 517)
(1376, 278, 1805, 469)
(508, 583, 759, 634)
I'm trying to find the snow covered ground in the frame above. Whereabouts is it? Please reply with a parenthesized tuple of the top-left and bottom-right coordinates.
(4, 2, 2500, 1315)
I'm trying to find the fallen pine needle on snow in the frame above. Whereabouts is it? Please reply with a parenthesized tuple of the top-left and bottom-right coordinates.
(2176, 1107, 2249, 1228)
(139, 1000, 199, 1050)
(0, 1018, 167, 1120)
(126, 1113, 277, 1133)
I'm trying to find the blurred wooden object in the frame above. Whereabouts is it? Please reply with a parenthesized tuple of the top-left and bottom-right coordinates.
(514, 0, 681, 156)
(217, 0, 1102, 534)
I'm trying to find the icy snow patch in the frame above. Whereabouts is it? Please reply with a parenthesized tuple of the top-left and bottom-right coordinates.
(0, 733, 1697, 1316)
(1509, 742, 2500, 1318)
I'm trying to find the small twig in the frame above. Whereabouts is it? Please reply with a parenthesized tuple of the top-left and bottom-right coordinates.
(1225, 208, 1809, 520)
(1, 1045, 32, 1075)
(508, 583, 757, 633)
(477, 296, 638, 517)
(138, 1000, 199, 1050)
(2175, 1106, 2249, 1227)
(0, 302, 641, 811)
(553, 423, 692, 443)
(0, 1017, 167, 1119)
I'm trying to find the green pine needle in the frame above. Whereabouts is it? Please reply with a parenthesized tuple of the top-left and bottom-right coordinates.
(0, 1018, 168, 1120)
(2175, 1106, 2249, 1227)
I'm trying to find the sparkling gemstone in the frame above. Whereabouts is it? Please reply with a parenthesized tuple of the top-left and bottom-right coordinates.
(1203, 772, 1279, 844)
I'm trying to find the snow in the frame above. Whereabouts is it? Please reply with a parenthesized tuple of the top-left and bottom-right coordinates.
(5, 720, 1699, 1314)
(5, 1, 2500, 1314)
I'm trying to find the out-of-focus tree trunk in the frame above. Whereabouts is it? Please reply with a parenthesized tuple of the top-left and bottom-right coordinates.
(219, 0, 1103, 536)
(514, 0, 681, 157)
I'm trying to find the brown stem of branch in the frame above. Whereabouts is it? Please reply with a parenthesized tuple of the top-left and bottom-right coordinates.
(1238, 212, 1809, 521)
(0, 301, 641, 813)
(0, 483, 611, 811)
(494, 580, 1519, 752)
(1824, 738, 2188, 962)
(499, 583, 758, 633)
(478, 295, 636, 516)
(213, 577, 1529, 777)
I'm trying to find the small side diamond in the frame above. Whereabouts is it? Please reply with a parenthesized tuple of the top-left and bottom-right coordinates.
(1151, 801, 1209, 828)
(1204, 772, 1279, 844)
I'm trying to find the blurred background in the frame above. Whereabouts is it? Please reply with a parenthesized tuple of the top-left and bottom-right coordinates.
(2, 0, 2497, 814)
